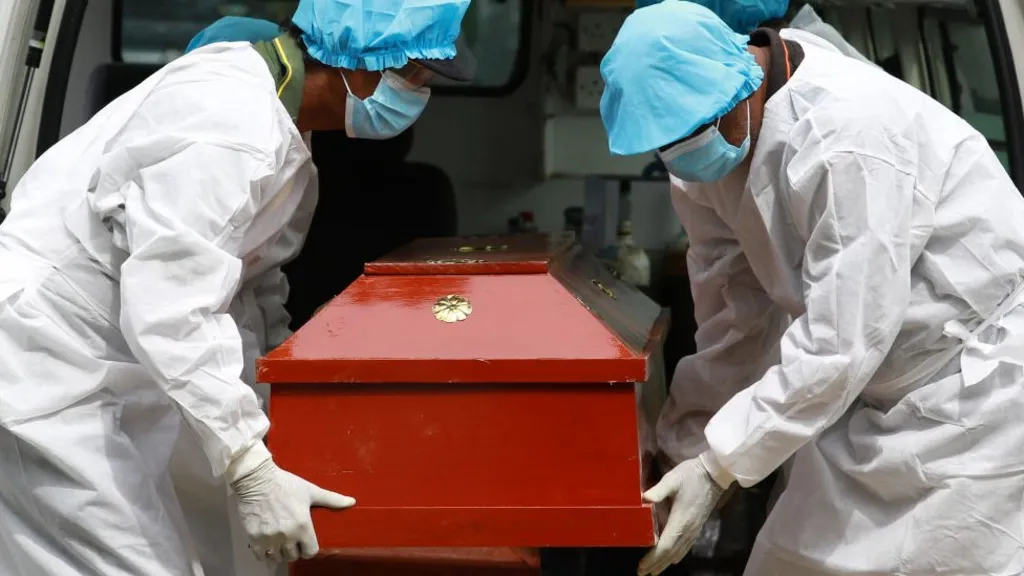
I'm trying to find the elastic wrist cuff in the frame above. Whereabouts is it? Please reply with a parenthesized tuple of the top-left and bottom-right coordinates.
(225, 439, 273, 483)
(699, 451, 736, 490)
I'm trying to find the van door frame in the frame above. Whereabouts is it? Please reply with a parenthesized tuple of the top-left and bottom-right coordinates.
(36, 0, 87, 157)
(979, 0, 1024, 185)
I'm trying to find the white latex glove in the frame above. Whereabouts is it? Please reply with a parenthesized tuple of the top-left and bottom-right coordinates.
(227, 441, 356, 563)
(637, 452, 734, 576)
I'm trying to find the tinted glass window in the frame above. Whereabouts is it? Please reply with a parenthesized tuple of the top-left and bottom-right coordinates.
(921, 10, 1009, 170)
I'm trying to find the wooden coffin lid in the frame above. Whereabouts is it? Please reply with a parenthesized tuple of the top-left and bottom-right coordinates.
(258, 233, 667, 384)
(363, 233, 567, 275)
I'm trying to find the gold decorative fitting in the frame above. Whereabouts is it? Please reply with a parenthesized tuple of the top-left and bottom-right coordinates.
(591, 279, 616, 299)
(426, 258, 486, 264)
(432, 294, 473, 323)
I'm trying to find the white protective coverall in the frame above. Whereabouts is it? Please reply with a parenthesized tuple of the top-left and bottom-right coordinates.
(0, 40, 316, 576)
(768, 10, 875, 506)
(661, 36, 1024, 575)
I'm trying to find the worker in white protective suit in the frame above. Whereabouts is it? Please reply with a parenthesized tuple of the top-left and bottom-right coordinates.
(634, 0, 876, 514)
(0, 0, 474, 574)
(601, 2, 1024, 575)
(178, 14, 476, 576)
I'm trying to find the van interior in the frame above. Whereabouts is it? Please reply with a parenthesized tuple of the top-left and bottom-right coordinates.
(1, 0, 1023, 573)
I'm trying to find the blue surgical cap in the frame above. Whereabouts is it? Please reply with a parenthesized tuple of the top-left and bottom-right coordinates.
(636, 0, 788, 34)
(600, 1, 764, 156)
(292, 0, 471, 71)
(185, 17, 281, 54)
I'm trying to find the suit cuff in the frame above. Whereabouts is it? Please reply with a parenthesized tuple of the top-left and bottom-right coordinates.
(700, 450, 736, 490)
(225, 438, 273, 483)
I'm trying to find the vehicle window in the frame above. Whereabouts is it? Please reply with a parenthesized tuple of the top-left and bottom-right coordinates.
(920, 8, 1010, 170)
(433, 0, 527, 90)
(116, 0, 527, 93)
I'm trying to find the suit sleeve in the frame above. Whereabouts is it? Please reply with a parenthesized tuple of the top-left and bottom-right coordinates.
(658, 185, 791, 465)
(704, 150, 916, 487)
(117, 142, 273, 477)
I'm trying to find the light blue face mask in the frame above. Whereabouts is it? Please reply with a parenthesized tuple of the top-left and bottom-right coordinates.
(342, 71, 431, 140)
(658, 102, 751, 182)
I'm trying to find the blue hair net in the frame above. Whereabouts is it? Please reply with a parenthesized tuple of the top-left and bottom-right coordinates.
(292, 0, 470, 70)
(600, 1, 764, 156)
(185, 17, 281, 54)
(635, 0, 788, 34)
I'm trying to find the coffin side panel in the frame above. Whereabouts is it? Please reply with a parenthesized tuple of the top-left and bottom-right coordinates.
(268, 383, 655, 547)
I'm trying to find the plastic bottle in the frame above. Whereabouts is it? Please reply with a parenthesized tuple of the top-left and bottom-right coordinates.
(612, 181, 651, 287)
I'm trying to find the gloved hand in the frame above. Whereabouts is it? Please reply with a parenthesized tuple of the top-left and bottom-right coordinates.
(227, 441, 356, 563)
(637, 452, 734, 576)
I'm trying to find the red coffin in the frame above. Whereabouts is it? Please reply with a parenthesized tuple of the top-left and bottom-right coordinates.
(258, 233, 667, 570)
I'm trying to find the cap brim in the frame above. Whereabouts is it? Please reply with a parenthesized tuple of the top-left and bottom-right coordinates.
(414, 36, 476, 82)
